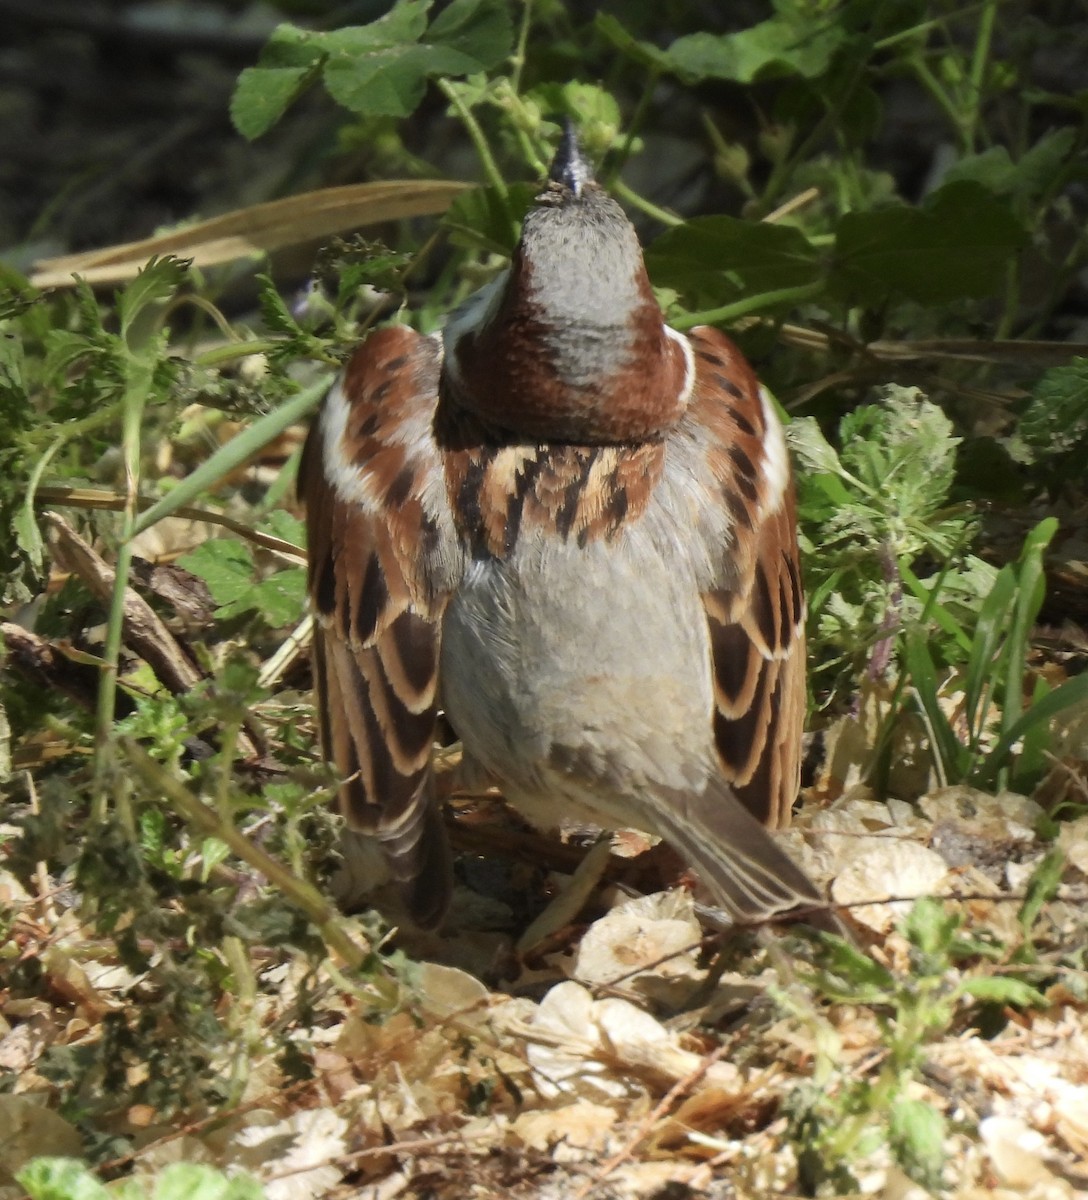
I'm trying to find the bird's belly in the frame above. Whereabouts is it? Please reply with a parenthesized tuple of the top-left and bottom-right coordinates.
(439, 537, 714, 818)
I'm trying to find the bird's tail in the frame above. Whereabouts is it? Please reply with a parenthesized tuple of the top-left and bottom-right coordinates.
(650, 774, 843, 936)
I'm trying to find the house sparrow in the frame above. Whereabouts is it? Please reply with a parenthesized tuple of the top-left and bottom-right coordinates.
(300, 126, 832, 933)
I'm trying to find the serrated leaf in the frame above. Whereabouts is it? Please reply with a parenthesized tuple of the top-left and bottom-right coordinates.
(786, 416, 840, 474)
(1020, 358, 1088, 454)
(179, 540, 255, 609)
(646, 216, 821, 305)
(249, 567, 307, 627)
(256, 274, 304, 338)
(832, 181, 1027, 305)
(838, 388, 958, 522)
(117, 256, 188, 341)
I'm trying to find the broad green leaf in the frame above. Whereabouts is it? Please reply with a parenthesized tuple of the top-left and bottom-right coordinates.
(1021, 358, 1088, 455)
(320, 1, 431, 54)
(324, 43, 475, 118)
(787, 417, 849, 479)
(943, 128, 1076, 205)
(229, 23, 328, 139)
(232, 4, 435, 133)
(664, 15, 847, 84)
(180, 539, 255, 609)
(246, 568, 307, 627)
(426, 0, 513, 69)
(832, 181, 1027, 305)
(646, 216, 821, 305)
(231, 65, 319, 140)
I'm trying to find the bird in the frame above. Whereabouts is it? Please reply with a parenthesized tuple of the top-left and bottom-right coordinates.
(298, 124, 832, 934)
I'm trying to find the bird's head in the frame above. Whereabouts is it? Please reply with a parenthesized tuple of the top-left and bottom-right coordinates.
(442, 126, 693, 444)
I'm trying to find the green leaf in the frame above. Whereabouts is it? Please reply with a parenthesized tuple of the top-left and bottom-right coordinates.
(943, 128, 1076, 205)
(646, 216, 821, 306)
(231, 65, 317, 140)
(130, 373, 331, 537)
(443, 183, 535, 256)
(117, 256, 189, 344)
(832, 181, 1027, 305)
(1018, 849, 1065, 932)
(426, 0, 513, 70)
(838, 389, 959, 523)
(229, 24, 327, 139)
(1002, 517, 1057, 732)
(321, 0, 508, 119)
(905, 632, 967, 781)
(17, 1158, 111, 1200)
(664, 15, 847, 84)
(787, 417, 851, 484)
(889, 1098, 946, 1191)
(594, 13, 675, 73)
(153, 1164, 266, 1200)
(978, 670, 1088, 787)
(248, 567, 307, 627)
(958, 976, 1047, 1008)
(1020, 358, 1088, 457)
(902, 896, 959, 957)
(962, 564, 1017, 742)
(179, 539, 255, 609)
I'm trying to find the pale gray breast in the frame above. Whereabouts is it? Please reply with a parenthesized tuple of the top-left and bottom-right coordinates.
(438, 522, 715, 800)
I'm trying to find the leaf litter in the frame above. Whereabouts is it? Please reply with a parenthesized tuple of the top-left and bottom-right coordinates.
(4, 752, 1088, 1199)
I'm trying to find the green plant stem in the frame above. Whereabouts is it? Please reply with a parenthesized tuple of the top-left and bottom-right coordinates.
(964, 0, 998, 152)
(671, 281, 824, 331)
(908, 53, 964, 145)
(509, 0, 533, 93)
(194, 339, 283, 367)
(607, 68, 661, 184)
(438, 78, 508, 200)
(119, 737, 371, 972)
(611, 179, 682, 227)
(94, 362, 153, 827)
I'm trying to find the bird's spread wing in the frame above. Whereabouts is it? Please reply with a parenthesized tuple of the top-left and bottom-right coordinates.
(684, 327, 807, 831)
(299, 326, 461, 927)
